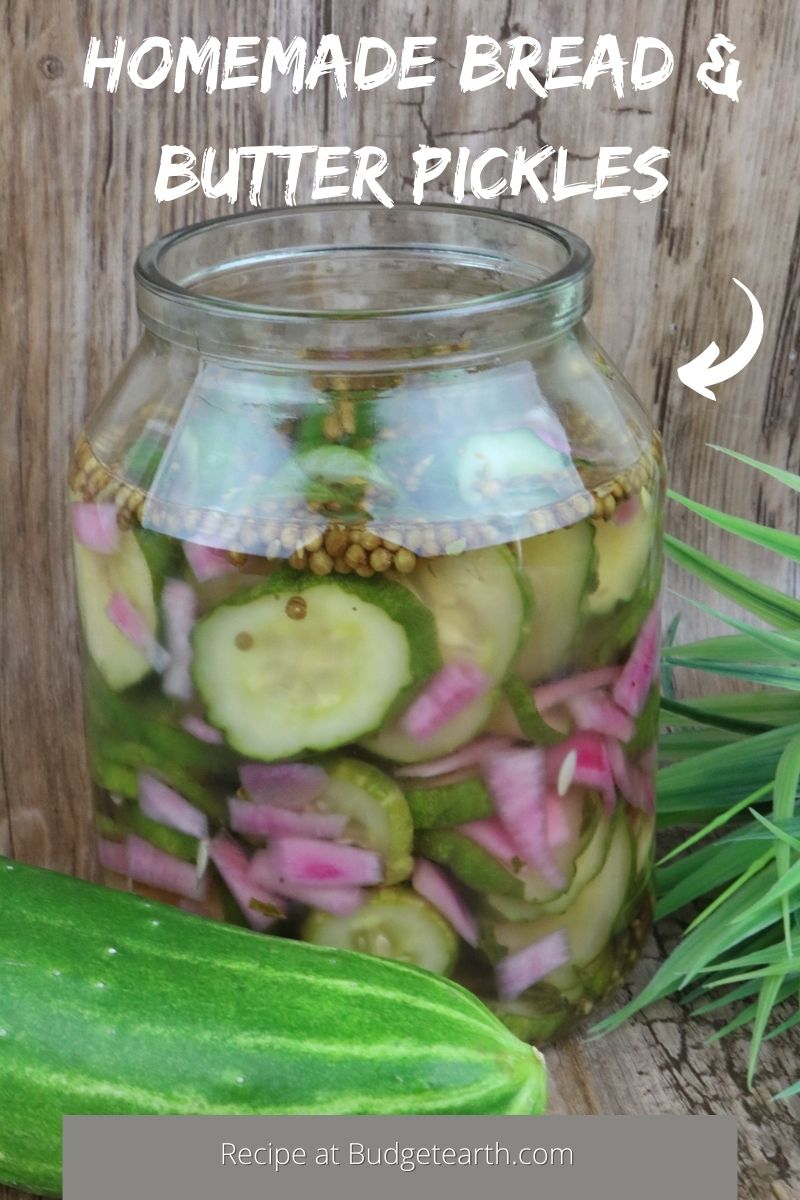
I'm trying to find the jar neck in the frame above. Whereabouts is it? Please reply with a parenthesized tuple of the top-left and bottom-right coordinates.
(135, 204, 593, 370)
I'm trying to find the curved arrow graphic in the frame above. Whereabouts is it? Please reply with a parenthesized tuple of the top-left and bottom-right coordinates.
(677, 278, 764, 401)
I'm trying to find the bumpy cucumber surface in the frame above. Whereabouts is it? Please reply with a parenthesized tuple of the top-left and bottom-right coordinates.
(0, 857, 547, 1196)
(74, 530, 158, 692)
(192, 570, 440, 761)
(363, 548, 532, 763)
(404, 775, 494, 829)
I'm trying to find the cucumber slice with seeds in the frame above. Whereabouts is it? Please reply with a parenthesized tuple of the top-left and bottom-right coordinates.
(74, 530, 158, 692)
(363, 547, 532, 763)
(320, 759, 413, 885)
(516, 521, 596, 685)
(302, 887, 458, 974)
(192, 571, 440, 762)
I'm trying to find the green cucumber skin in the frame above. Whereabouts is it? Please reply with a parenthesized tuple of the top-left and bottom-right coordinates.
(405, 777, 494, 829)
(0, 858, 546, 1196)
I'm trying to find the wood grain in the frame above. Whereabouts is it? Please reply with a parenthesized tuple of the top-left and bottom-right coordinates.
(2, 2, 798, 1197)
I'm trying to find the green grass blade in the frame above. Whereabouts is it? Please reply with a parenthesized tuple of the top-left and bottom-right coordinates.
(665, 692, 800, 729)
(665, 533, 800, 627)
(772, 735, 800, 950)
(665, 632, 800, 667)
(658, 724, 800, 823)
(590, 872, 781, 1034)
(669, 491, 800, 564)
(708, 445, 800, 495)
(655, 840, 769, 920)
(684, 851, 774, 932)
(660, 695, 768, 735)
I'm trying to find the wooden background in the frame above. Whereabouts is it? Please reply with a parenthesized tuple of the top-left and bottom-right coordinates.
(2, 2, 799, 1196)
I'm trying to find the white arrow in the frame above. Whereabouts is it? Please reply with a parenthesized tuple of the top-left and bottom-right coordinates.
(677, 278, 764, 400)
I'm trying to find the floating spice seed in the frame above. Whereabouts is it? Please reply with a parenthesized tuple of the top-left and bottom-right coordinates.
(333, 556, 352, 574)
(227, 550, 249, 567)
(369, 547, 392, 572)
(309, 549, 334, 576)
(324, 528, 349, 558)
(345, 543, 367, 568)
(355, 563, 375, 578)
(360, 530, 380, 552)
(285, 596, 307, 621)
(339, 399, 356, 436)
(235, 632, 254, 651)
(323, 413, 343, 441)
(289, 549, 306, 570)
(393, 548, 416, 574)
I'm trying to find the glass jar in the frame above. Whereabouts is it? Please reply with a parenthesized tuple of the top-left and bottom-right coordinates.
(70, 204, 663, 1043)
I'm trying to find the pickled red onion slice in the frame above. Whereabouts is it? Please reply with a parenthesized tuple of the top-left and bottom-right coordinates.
(183, 541, 236, 582)
(248, 851, 364, 916)
(209, 835, 284, 930)
(496, 929, 571, 1000)
(138, 773, 209, 840)
(162, 578, 197, 701)
(484, 748, 565, 889)
(396, 736, 511, 779)
(412, 859, 478, 946)
(565, 690, 635, 742)
(228, 798, 348, 841)
(400, 660, 491, 741)
(105, 590, 169, 672)
(72, 502, 120, 554)
(257, 837, 383, 888)
(239, 762, 328, 809)
(613, 602, 661, 717)
(180, 715, 225, 745)
(126, 835, 207, 902)
(534, 666, 621, 713)
(460, 819, 518, 866)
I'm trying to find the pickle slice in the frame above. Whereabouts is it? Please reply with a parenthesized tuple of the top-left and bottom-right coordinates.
(493, 809, 634, 971)
(192, 571, 440, 761)
(301, 887, 458, 974)
(516, 521, 595, 684)
(363, 547, 531, 764)
(415, 829, 523, 898)
(404, 775, 494, 829)
(320, 758, 414, 885)
(584, 487, 656, 617)
(74, 530, 158, 692)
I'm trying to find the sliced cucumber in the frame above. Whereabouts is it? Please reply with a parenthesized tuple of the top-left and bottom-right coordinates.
(192, 571, 440, 762)
(457, 431, 566, 512)
(493, 809, 634, 971)
(320, 758, 413, 885)
(517, 791, 597, 904)
(486, 800, 608, 920)
(516, 521, 595, 684)
(125, 807, 202, 865)
(496, 676, 564, 745)
(415, 829, 523, 898)
(404, 774, 494, 829)
(74, 530, 158, 692)
(584, 487, 656, 616)
(135, 529, 182, 601)
(301, 887, 458, 974)
(363, 547, 532, 763)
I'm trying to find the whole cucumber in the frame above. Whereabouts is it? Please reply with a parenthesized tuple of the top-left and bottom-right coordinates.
(0, 857, 546, 1196)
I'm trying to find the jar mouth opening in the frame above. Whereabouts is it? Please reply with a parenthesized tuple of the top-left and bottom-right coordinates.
(135, 203, 592, 325)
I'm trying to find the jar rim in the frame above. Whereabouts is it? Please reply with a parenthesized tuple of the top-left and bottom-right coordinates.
(135, 202, 592, 324)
